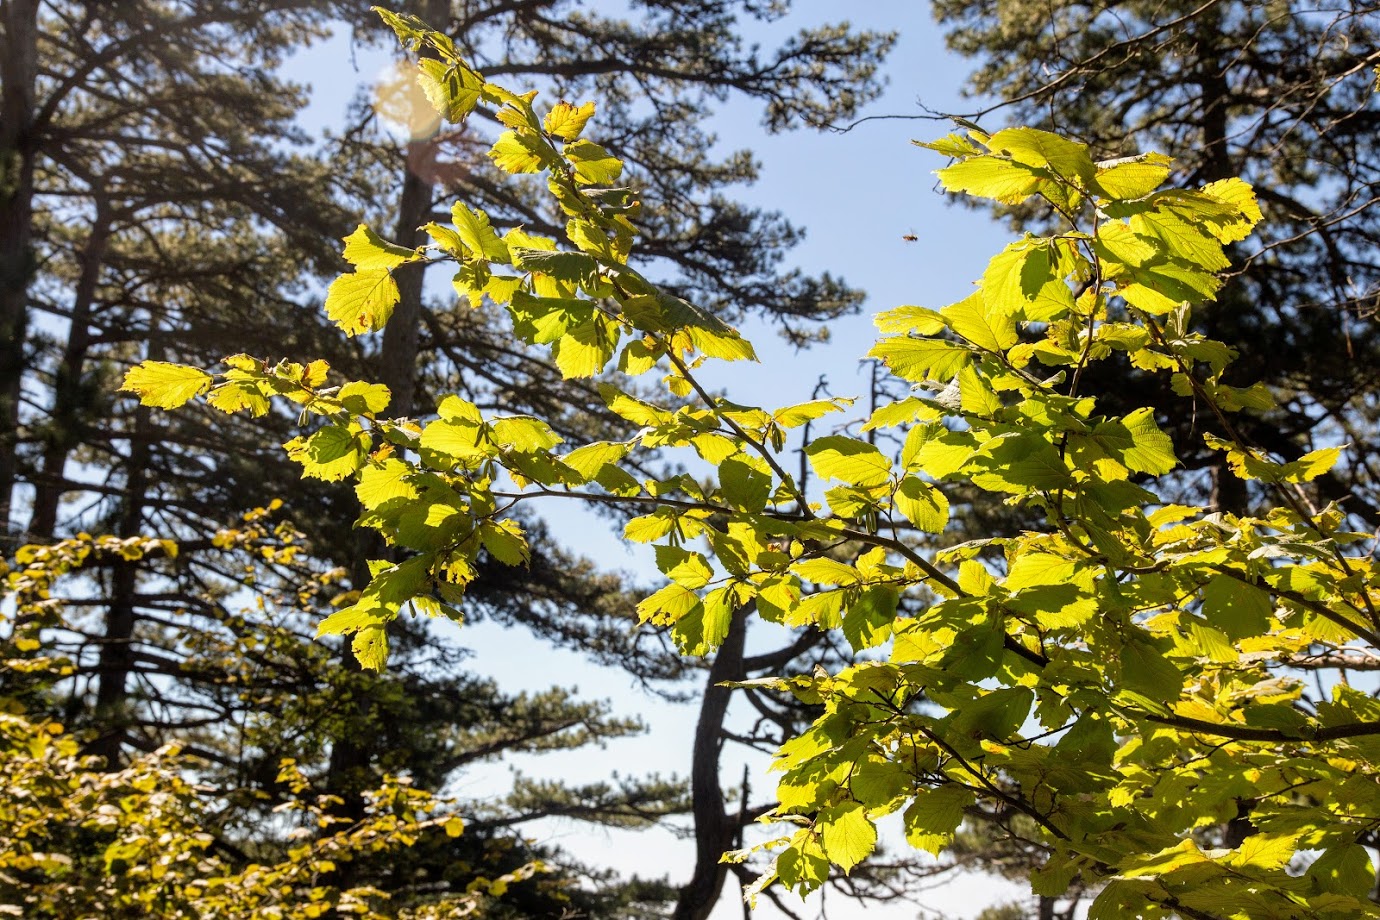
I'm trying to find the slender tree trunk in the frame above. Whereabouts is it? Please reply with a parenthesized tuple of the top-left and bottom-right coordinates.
(324, 0, 446, 833)
(1196, 17, 1257, 846)
(376, 152, 433, 419)
(1192, 19, 1250, 521)
(0, 0, 42, 550)
(86, 403, 154, 769)
(673, 608, 748, 920)
(324, 157, 435, 818)
(28, 200, 112, 539)
(376, 0, 446, 420)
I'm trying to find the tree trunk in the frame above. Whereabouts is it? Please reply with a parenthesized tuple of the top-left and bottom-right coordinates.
(28, 200, 112, 539)
(1193, 17, 1250, 521)
(324, 0, 446, 834)
(672, 608, 748, 920)
(376, 0, 446, 420)
(86, 403, 154, 769)
(0, 0, 42, 550)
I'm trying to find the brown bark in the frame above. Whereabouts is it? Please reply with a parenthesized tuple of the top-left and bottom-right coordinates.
(86, 403, 154, 770)
(672, 608, 748, 920)
(323, 157, 435, 823)
(376, 152, 434, 418)
(0, 0, 41, 550)
(27, 199, 112, 539)
(376, 0, 447, 420)
(324, 0, 446, 835)
(1193, 18, 1250, 520)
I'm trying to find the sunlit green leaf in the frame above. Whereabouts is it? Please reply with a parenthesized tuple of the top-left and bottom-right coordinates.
(819, 803, 876, 873)
(325, 268, 401, 335)
(806, 436, 892, 489)
(121, 362, 212, 409)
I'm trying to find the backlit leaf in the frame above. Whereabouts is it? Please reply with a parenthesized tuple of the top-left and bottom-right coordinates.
(806, 436, 892, 489)
(415, 58, 484, 122)
(325, 268, 401, 335)
(655, 545, 714, 589)
(1093, 153, 1173, 200)
(1202, 574, 1272, 640)
(121, 362, 212, 409)
(945, 290, 1017, 352)
(479, 520, 529, 566)
(451, 202, 511, 262)
(987, 127, 1094, 182)
(894, 478, 949, 532)
(819, 803, 876, 872)
(492, 416, 563, 452)
(867, 337, 970, 382)
(544, 100, 596, 140)
(356, 459, 417, 510)
(342, 223, 417, 270)
(937, 156, 1045, 204)
(904, 785, 973, 856)
(565, 139, 622, 185)
(352, 625, 389, 671)
(489, 130, 550, 173)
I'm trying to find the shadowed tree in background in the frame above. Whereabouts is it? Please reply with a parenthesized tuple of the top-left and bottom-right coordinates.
(0, 1, 681, 912)
(311, 5, 904, 916)
(918, 3, 1380, 915)
(1, 1, 905, 915)
(932, 0, 1380, 524)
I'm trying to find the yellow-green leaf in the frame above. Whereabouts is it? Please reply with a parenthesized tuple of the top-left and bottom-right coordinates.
(937, 156, 1045, 205)
(564, 139, 621, 185)
(339, 381, 392, 415)
(1093, 153, 1173, 200)
(316, 604, 381, 638)
(1202, 574, 1272, 641)
(451, 202, 511, 262)
(480, 519, 530, 566)
(325, 268, 401, 335)
(1283, 446, 1341, 483)
(1226, 832, 1301, 871)
(904, 785, 973, 856)
(806, 436, 892, 489)
(655, 545, 714, 589)
(867, 337, 970, 382)
(492, 416, 563, 452)
(415, 58, 484, 123)
(342, 223, 417, 270)
(544, 100, 596, 140)
(287, 425, 370, 482)
(356, 458, 417, 510)
(1200, 177, 1262, 243)
(894, 478, 949, 533)
(489, 130, 549, 173)
(352, 625, 389, 671)
(944, 290, 1017, 352)
(819, 803, 876, 873)
(121, 362, 212, 409)
(987, 127, 1094, 183)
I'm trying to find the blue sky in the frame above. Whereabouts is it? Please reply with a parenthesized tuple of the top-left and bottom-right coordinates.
(285, 3, 1025, 916)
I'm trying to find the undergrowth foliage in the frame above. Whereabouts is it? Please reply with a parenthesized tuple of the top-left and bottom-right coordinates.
(120, 9, 1380, 919)
(1, 535, 533, 918)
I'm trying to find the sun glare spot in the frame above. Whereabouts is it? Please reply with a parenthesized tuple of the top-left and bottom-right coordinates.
(373, 60, 441, 142)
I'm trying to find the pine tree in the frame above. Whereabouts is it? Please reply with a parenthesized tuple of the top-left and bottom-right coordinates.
(3, 2, 904, 915)
(305, 6, 901, 915)
(932, 0, 1380, 524)
(1, 2, 680, 912)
